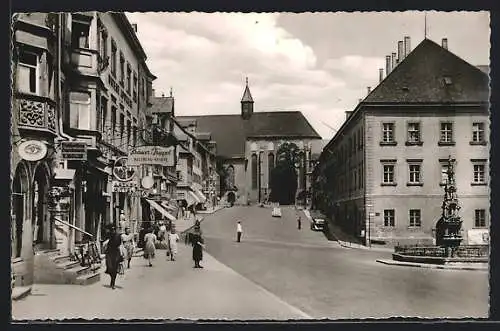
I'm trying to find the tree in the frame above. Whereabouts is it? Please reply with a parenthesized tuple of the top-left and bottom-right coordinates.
(269, 142, 301, 205)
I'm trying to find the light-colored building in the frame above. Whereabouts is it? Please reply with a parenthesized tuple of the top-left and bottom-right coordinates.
(313, 37, 490, 246)
(177, 80, 322, 206)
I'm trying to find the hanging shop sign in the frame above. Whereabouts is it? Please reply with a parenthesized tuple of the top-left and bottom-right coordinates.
(112, 180, 139, 193)
(141, 176, 154, 189)
(128, 146, 175, 166)
(112, 157, 136, 182)
(61, 141, 87, 160)
(18, 140, 47, 161)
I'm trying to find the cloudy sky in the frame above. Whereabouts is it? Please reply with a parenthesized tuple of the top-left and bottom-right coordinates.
(126, 11, 490, 139)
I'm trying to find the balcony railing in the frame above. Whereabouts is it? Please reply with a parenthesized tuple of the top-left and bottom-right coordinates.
(17, 93, 57, 135)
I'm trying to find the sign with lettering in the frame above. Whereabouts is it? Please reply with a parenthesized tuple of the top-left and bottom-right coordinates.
(468, 229, 489, 245)
(113, 157, 136, 182)
(112, 180, 138, 193)
(128, 146, 175, 166)
(18, 140, 47, 161)
(61, 141, 87, 160)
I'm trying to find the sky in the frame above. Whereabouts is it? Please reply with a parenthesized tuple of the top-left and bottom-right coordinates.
(125, 11, 490, 139)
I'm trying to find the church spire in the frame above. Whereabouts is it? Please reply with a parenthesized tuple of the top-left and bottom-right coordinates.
(241, 76, 254, 119)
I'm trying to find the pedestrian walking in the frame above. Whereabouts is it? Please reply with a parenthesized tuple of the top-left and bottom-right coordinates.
(190, 221, 204, 268)
(103, 224, 123, 290)
(236, 221, 243, 242)
(168, 228, 180, 261)
(121, 227, 135, 269)
(297, 215, 302, 230)
(143, 227, 157, 267)
(119, 211, 128, 234)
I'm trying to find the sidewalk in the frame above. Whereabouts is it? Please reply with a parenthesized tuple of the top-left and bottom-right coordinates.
(376, 258, 489, 271)
(12, 243, 311, 320)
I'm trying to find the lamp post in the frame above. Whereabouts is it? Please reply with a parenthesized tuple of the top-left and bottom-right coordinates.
(258, 149, 262, 203)
(366, 204, 373, 247)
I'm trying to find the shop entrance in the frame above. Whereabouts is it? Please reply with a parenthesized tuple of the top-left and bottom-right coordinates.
(11, 163, 29, 258)
(32, 164, 51, 251)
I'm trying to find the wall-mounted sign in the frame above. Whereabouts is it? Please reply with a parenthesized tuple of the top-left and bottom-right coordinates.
(128, 146, 175, 166)
(18, 140, 47, 161)
(61, 141, 87, 160)
(112, 180, 138, 193)
(113, 157, 136, 182)
(468, 229, 489, 245)
(141, 176, 154, 189)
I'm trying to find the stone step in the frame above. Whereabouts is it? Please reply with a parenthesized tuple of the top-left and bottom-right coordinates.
(57, 259, 81, 270)
(41, 248, 60, 255)
(65, 265, 91, 277)
(75, 271, 101, 286)
(11, 286, 32, 301)
(53, 254, 72, 263)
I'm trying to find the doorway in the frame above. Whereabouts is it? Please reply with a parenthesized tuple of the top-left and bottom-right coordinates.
(32, 164, 51, 251)
(11, 163, 29, 258)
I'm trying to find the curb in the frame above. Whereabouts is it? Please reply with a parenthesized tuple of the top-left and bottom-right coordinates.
(12, 286, 32, 301)
(376, 259, 488, 271)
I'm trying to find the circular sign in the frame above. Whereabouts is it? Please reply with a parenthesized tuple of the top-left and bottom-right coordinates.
(112, 157, 136, 182)
(18, 140, 47, 161)
(141, 176, 154, 189)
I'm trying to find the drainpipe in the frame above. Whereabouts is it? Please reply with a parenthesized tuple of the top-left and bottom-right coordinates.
(57, 13, 73, 143)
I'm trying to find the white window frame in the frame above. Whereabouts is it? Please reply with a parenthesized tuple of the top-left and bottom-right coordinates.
(69, 91, 92, 130)
(409, 209, 421, 227)
(474, 209, 487, 228)
(440, 122, 454, 143)
(17, 49, 40, 95)
(384, 209, 395, 227)
(382, 123, 395, 143)
(472, 122, 485, 143)
(407, 122, 421, 143)
(407, 160, 423, 185)
(472, 163, 486, 184)
(381, 160, 396, 185)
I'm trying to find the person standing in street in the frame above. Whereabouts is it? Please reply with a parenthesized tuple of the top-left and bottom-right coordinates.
(297, 215, 302, 230)
(236, 221, 243, 242)
(104, 225, 123, 290)
(121, 227, 135, 269)
(143, 227, 157, 267)
(168, 228, 180, 261)
(119, 211, 128, 234)
(190, 221, 204, 268)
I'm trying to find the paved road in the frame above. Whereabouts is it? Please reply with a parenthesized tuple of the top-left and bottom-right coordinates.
(201, 206, 489, 319)
(12, 243, 310, 320)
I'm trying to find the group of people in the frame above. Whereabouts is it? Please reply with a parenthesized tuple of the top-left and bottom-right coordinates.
(102, 213, 209, 289)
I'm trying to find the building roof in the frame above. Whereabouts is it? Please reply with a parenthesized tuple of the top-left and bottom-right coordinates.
(364, 38, 490, 104)
(476, 65, 490, 75)
(241, 84, 253, 102)
(150, 96, 174, 114)
(177, 111, 321, 159)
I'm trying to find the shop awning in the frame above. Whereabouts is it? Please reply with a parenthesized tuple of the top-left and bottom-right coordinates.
(188, 191, 201, 205)
(161, 201, 177, 212)
(146, 199, 176, 222)
(194, 189, 207, 203)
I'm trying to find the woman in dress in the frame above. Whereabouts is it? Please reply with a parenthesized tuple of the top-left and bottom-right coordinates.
(143, 227, 157, 267)
(121, 227, 135, 269)
(168, 227, 180, 261)
(190, 222, 204, 268)
(104, 225, 123, 289)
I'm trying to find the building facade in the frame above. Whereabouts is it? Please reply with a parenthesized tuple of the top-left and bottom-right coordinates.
(313, 38, 490, 246)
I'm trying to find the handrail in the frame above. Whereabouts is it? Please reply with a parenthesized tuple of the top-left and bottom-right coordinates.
(53, 217, 94, 238)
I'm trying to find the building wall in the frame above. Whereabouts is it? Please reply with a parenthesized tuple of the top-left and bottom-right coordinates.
(365, 108, 490, 244)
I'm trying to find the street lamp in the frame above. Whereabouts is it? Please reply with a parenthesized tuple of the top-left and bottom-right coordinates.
(366, 204, 374, 247)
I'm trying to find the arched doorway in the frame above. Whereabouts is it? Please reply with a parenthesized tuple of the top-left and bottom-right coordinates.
(32, 164, 51, 250)
(11, 163, 29, 258)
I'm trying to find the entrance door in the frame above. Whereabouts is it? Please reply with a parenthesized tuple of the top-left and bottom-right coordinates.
(33, 165, 50, 251)
(11, 164, 28, 258)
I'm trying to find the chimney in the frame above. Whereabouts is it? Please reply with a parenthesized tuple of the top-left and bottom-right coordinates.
(397, 41, 404, 63)
(404, 36, 411, 57)
(152, 88, 155, 97)
(385, 55, 392, 75)
(131, 23, 138, 32)
(379, 68, 384, 83)
(367, 86, 371, 95)
(442, 38, 448, 50)
(391, 52, 397, 69)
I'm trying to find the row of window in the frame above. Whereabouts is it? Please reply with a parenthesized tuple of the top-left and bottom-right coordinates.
(381, 159, 487, 186)
(383, 209, 488, 228)
(381, 121, 487, 145)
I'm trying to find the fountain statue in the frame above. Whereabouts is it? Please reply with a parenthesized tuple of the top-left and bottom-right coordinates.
(435, 156, 463, 257)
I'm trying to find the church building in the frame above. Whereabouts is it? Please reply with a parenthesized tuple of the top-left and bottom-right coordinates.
(177, 79, 322, 205)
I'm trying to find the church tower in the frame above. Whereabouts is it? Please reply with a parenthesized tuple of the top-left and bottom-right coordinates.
(241, 77, 254, 120)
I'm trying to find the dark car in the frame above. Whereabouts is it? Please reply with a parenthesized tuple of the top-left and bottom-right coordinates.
(310, 211, 327, 231)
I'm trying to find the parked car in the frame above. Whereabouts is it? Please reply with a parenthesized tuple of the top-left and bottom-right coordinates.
(310, 211, 326, 231)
